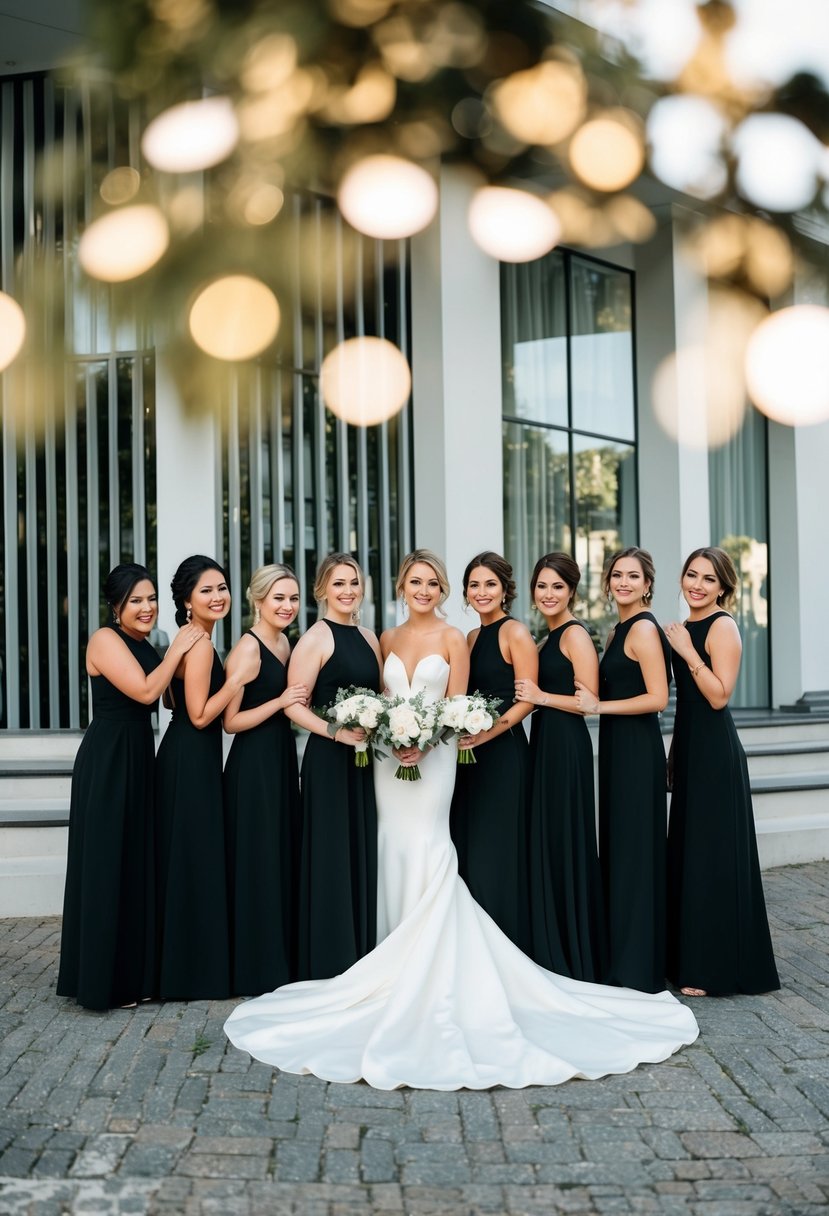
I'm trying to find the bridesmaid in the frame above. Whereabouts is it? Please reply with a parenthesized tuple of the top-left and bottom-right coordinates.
(57, 564, 203, 1009)
(223, 565, 307, 996)
(449, 551, 537, 951)
(284, 552, 383, 980)
(664, 547, 779, 996)
(515, 553, 607, 982)
(574, 547, 671, 994)
(155, 556, 258, 1000)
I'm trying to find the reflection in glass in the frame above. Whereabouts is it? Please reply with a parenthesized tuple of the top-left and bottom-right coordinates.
(709, 405, 769, 707)
(503, 421, 570, 625)
(501, 254, 568, 426)
(573, 435, 637, 644)
(570, 257, 635, 441)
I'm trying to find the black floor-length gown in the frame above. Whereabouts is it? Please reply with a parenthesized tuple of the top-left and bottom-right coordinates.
(667, 612, 779, 994)
(449, 617, 531, 952)
(599, 611, 671, 993)
(224, 633, 301, 995)
(527, 621, 607, 981)
(297, 620, 380, 980)
(155, 648, 230, 999)
(57, 625, 160, 1010)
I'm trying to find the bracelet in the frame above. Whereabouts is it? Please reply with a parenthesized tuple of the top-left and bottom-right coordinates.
(689, 661, 705, 678)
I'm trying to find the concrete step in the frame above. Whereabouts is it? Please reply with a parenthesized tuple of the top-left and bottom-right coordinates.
(0, 731, 83, 760)
(0, 773, 72, 800)
(734, 718, 829, 746)
(0, 827, 67, 917)
(744, 742, 829, 778)
(0, 798, 70, 826)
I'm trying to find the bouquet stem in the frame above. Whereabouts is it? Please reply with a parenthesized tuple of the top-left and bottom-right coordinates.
(354, 749, 369, 768)
(394, 764, 422, 781)
(457, 748, 477, 765)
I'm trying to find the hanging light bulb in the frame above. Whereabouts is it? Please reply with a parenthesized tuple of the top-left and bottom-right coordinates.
(142, 97, 240, 173)
(337, 156, 438, 239)
(189, 275, 281, 361)
(78, 205, 170, 281)
(320, 336, 411, 426)
(745, 305, 829, 426)
(0, 292, 26, 371)
(468, 187, 561, 262)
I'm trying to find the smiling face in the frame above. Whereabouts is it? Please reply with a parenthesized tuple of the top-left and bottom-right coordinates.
(402, 561, 443, 616)
(609, 556, 649, 609)
(256, 577, 300, 632)
(117, 578, 159, 641)
(532, 567, 573, 624)
(465, 565, 505, 621)
(682, 556, 723, 616)
(324, 563, 363, 621)
(186, 569, 231, 629)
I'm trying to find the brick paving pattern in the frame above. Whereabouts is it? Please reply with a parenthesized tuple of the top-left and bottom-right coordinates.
(0, 862, 828, 1214)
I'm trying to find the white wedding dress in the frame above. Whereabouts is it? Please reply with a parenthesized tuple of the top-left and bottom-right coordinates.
(224, 653, 698, 1090)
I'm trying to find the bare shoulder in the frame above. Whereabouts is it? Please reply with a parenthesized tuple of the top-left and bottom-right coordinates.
(466, 625, 481, 649)
(562, 621, 595, 656)
(379, 625, 402, 657)
(708, 612, 742, 648)
(294, 619, 333, 655)
(227, 631, 259, 661)
(502, 617, 533, 643)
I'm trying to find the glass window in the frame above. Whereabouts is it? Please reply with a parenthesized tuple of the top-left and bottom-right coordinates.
(572, 435, 637, 642)
(503, 420, 570, 623)
(501, 255, 568, 426)
(570, 258, 635, 441)
(709, 406, 770, 707)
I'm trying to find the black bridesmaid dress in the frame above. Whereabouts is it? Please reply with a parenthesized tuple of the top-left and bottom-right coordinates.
(598, 611, 671, 994)
(449, 617, 531, 952)
(57, 625, 159, 1009)
(224, 634, 301, 995)
(527, 621, 607, 982)
(667, 612, 779, 994)
(298, 620, 380, 980)
(155, 648, 230, 999)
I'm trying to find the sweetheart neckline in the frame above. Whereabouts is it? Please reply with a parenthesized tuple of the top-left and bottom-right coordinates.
(386, 651, 450, 689)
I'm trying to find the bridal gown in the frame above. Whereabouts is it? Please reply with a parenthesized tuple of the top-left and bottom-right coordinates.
(224, 653, 698, 1091)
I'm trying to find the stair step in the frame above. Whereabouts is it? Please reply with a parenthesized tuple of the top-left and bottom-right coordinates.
(750, 772, 829, 794)
(0, 798, 70, 826)
(0, 731, 84, 760)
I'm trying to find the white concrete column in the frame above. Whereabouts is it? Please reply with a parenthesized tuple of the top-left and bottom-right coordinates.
(409, 167, 504, 628)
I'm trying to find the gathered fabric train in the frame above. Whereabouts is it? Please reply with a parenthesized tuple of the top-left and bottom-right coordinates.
(224, 653, 698, 1090)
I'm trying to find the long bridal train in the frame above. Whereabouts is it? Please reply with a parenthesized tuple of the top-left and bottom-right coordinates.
(224, 654, 698, 1091)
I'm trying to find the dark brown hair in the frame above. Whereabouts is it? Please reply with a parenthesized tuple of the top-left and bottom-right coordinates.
(530, 553, 580, 607)
(602, 546, 656, 604)
(681, 547, 738, 610)
(462, 551, 517, 611)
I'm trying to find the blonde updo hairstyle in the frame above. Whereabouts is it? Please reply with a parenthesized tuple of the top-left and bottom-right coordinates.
(681, 547, 738, 611)
(395, 549, 450, 612)
(313, 552, 365, 620)
(247, 563, 298, 624)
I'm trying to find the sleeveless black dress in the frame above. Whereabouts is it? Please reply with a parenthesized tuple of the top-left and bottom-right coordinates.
(155, 648, 230, 999)
(598, 611, 671, 993)
(57, 625, 159, 1009)
(224, 633, 301, 995)
(298, 620, 380, 980)
(667, 612, 779, 994)
(527, 621, 607, 982)
(449, 617, 531, 952)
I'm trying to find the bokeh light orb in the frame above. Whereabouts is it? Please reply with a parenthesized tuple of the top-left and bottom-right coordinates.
(468, 187, 561, 262)
(320, 337, 411, 426)
(337, 156, 438, 239)
(745, 305, 829, 426)
(569, 114, 645, 192)
(189, 275, 280, 361)
(0, 292, 26, 371)
(142, 97, 240, 173)
(647, 95, 727, 198)
(78, 205, 170, 282)
(733, 114, 821, 212)
(100, 166, 141, 205)
(491, 60, 586, 146)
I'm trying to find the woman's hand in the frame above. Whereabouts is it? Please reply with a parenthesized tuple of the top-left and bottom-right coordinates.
(574, 680, 599, 715)
(393, 744, 427, 766)
(277, 683, 309, 711)
(334, 726, 368, 748)
(458, 730, 492, 751)
(514, 677, 543, 705)
(167, 623, 207, 660)
(664, 621, 696, 663)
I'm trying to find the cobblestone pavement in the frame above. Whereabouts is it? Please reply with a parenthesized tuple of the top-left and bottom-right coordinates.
(1, 863, 828, 1215)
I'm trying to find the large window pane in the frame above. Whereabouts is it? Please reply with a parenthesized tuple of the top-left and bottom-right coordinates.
(709, 407, 769, 707)
(501, 255, 568, 426)
(573, 435, 637, 643)
(570, 258, 635, 441)
(503, 421, 570, 625)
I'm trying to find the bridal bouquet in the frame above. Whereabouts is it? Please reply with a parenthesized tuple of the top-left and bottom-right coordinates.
(375, 692, 445, 782)
(325, 686, 386, 767)
(439, 693, 501, 765)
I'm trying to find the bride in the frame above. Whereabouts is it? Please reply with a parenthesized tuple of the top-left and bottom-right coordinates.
(224, 550, 698, 1090)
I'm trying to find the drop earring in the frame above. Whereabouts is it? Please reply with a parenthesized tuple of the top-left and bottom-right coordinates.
(186, 605, 192, 623)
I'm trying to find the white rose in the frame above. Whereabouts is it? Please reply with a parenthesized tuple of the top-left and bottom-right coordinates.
(358, 707, 379, 729)
(464, 708, 488, 734)
(440, 698, 468, 729)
